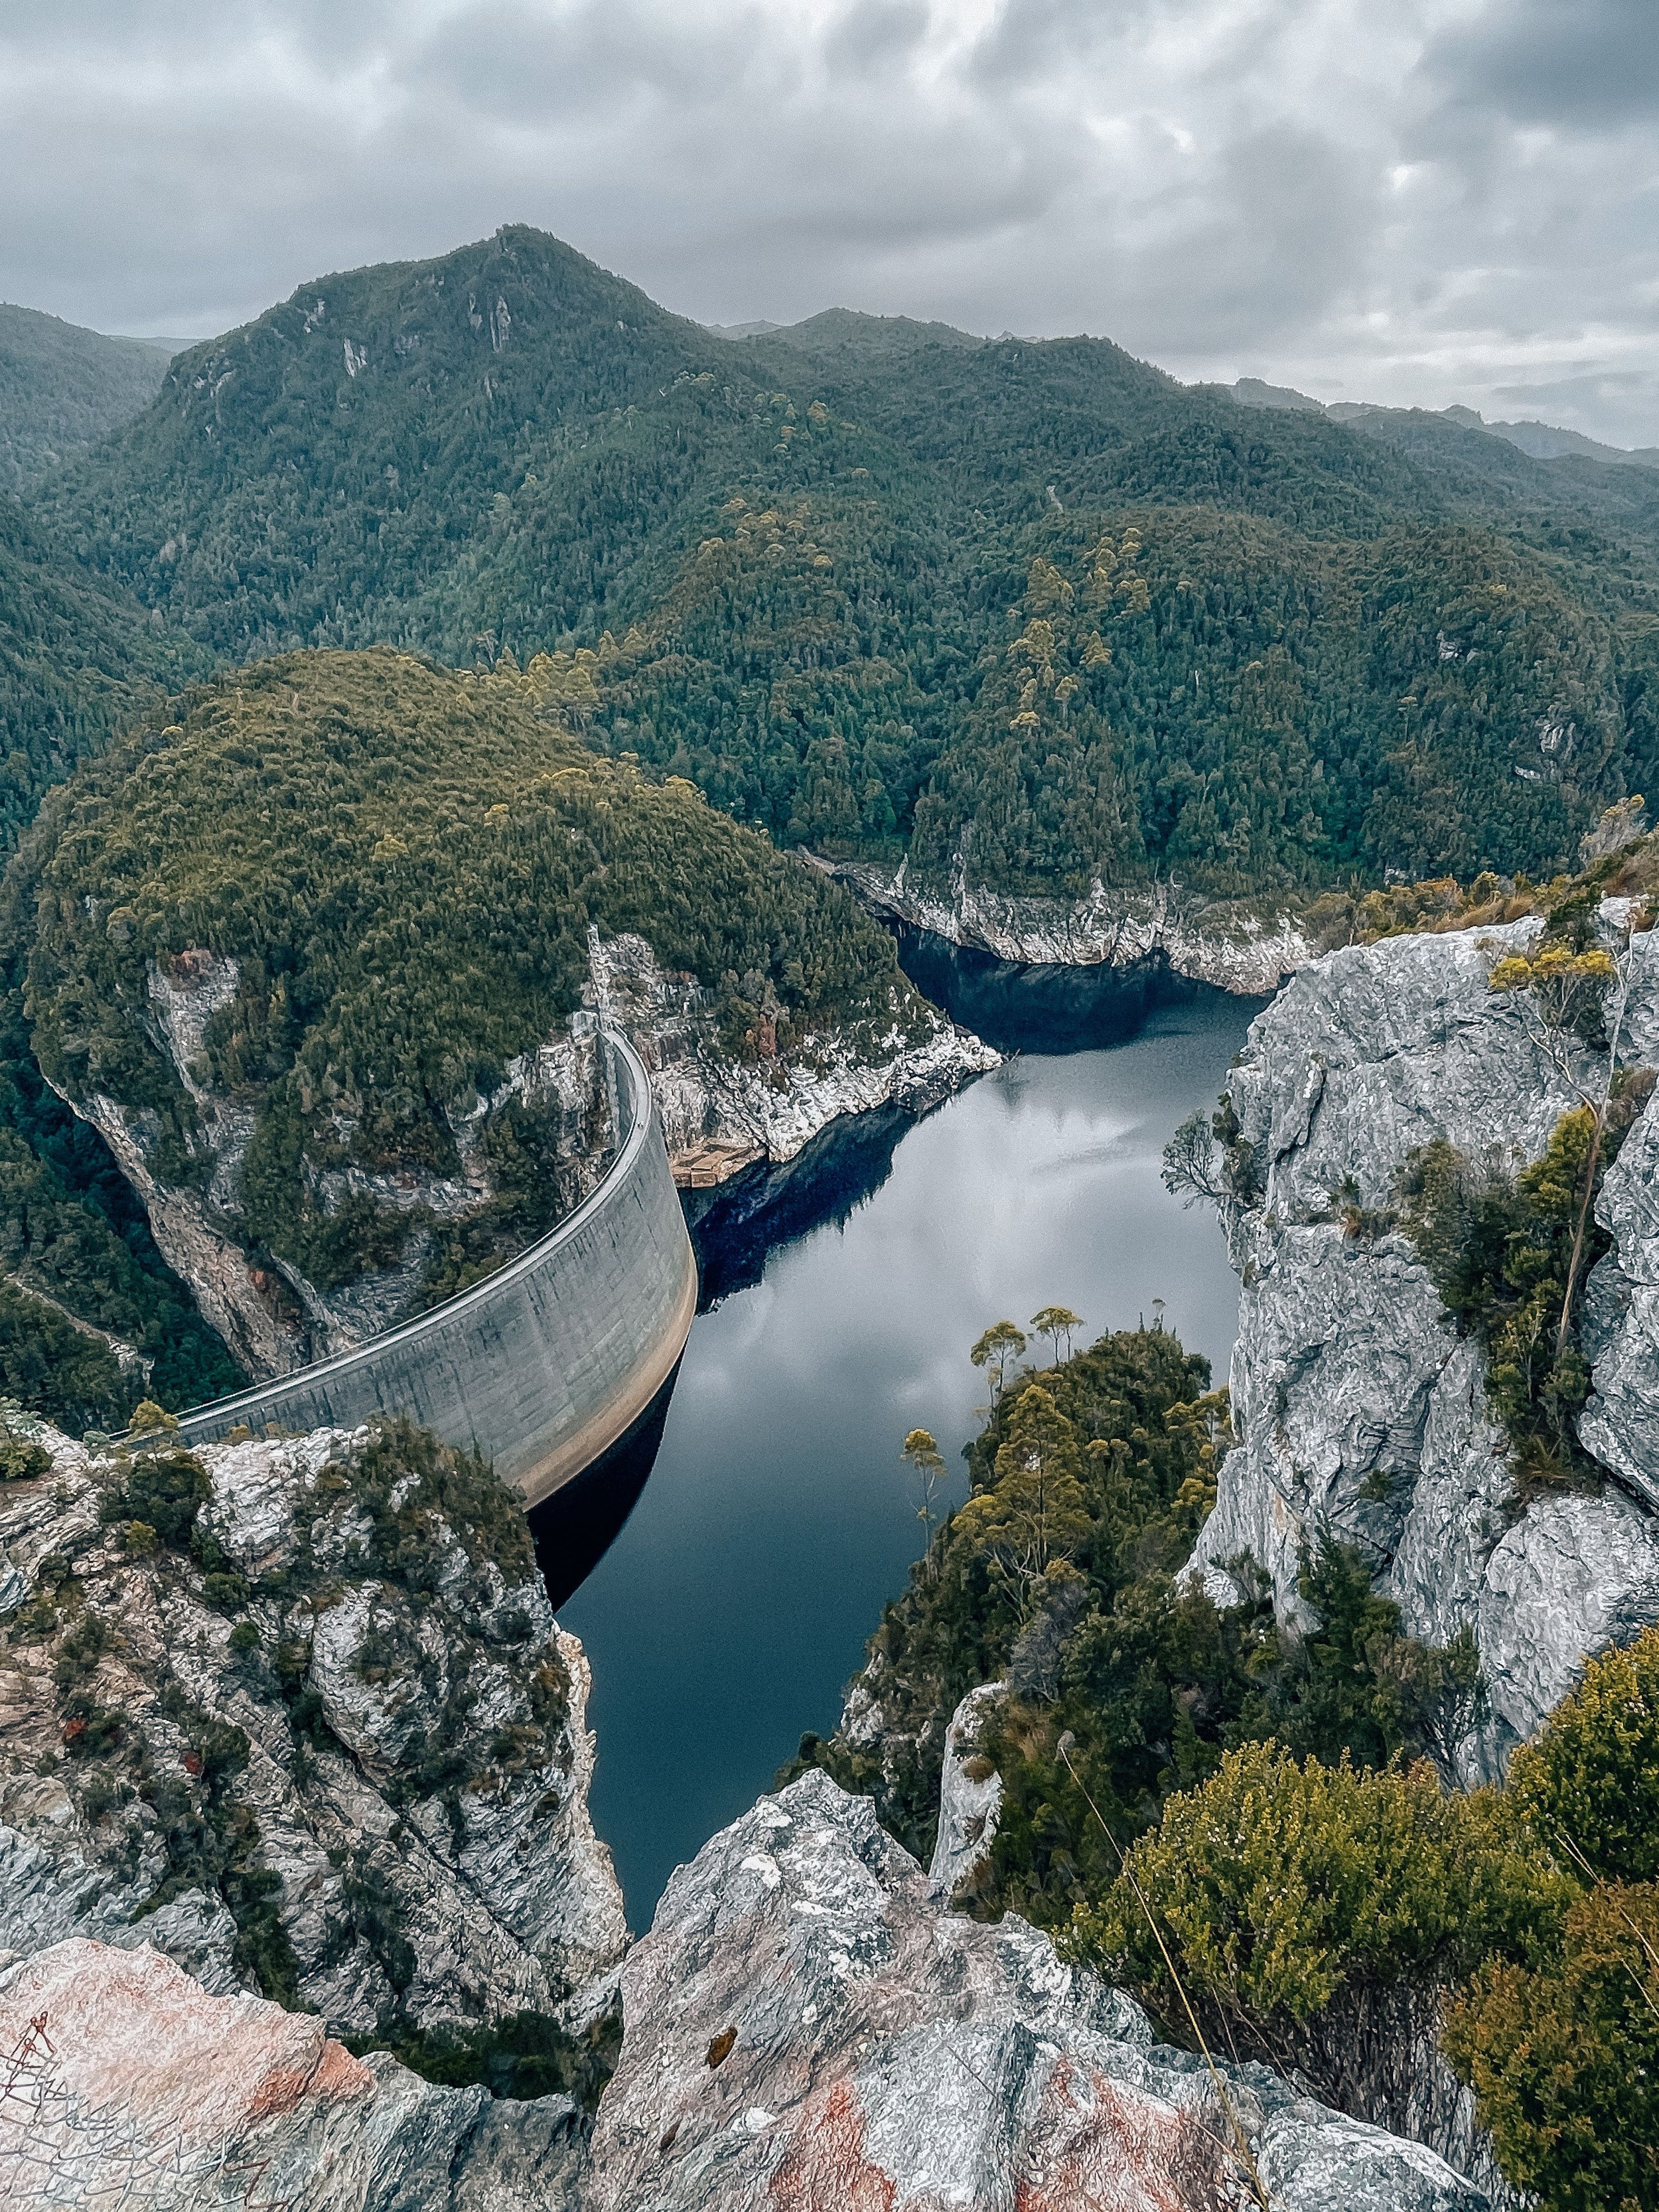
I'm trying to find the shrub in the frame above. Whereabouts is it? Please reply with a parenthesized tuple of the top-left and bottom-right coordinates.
(1066, 1743, 1562, 2134)
(0, 1430, 50, 1480)
(200, 1570, 250, 1615)
(101, 1447, 209, 1550)
(1506, 1620, 1659, 1885)
(1443, 1885, 1659, 2212)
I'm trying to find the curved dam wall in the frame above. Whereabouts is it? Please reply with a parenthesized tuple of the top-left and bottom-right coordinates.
(174, 1030, 698, 1507)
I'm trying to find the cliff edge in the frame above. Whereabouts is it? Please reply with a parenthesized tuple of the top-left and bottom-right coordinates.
(1187, 907, 1659, 1776)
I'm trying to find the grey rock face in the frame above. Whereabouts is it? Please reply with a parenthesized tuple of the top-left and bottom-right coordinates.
(926, 1682, 1005, 1899)
(0, 1422, 626, 2035)
(1187, 917, 1659, 1777)
(830, 858, 1315, 992)
(583, 1768, 1484, 2211)
(70, 958, 613, 1378)
(589, 929, 997, 1186)
(64, 930, 994, 1382)
(1579, 1088, 1659, 1508)
(0, 1937, 587, 2211)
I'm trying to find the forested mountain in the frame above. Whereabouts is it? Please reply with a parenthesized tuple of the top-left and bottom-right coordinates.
(727, 307, 986, 361)
(0, 303, 170, 494)
(7, 648, 931, 1323)
(33, 224, 1659, 899)
(0, 494, 196, 856)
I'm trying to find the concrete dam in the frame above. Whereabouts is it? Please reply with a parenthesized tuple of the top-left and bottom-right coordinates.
(174, 1029, 699, 1507)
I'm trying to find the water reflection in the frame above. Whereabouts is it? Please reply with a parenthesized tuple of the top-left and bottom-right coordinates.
(893, 927, 1209, 1057)
(542, 972, 1261, 1924)
(530, 1367, 682, 1613)
(685, 1100, 916, 1312)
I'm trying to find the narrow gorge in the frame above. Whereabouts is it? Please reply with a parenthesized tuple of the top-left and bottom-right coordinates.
(4, 211, 1659, 2209)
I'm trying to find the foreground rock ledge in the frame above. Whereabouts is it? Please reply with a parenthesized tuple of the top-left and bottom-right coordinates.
(0, 1937, 585, 2209)
(586, 1769, 1483, 2211)
(1, 1775, 1487, 2209)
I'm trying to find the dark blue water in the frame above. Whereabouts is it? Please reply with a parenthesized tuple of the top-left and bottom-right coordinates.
(555, 980, 1258, 1925)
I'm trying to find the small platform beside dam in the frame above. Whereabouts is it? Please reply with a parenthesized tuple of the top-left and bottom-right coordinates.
(174, 1030, 698, 1507)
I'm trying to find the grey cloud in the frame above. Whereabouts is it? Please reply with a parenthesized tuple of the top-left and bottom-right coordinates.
(1490, 371, 1659, 453)
(0, 0, 1652, 445)
(1422, 0, 1659, 130)
(411, 3, 768, 125)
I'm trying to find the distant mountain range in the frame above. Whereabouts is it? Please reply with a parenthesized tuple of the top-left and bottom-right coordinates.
(5, 225, 1659, 911)
(1227, 372, 1659, 473)
(0, 302, 170, 496)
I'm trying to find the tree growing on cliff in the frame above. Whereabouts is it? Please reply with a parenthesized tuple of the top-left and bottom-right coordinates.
(899, 1428, 946, 1562)
(1030, 1305, 1083, 1364)
(1486, 900, 1650, 1362)
(1161, 1110, 1228, 1208)
(954, 1384, 1090, 1613)
(970, 1321, 1028, 1401)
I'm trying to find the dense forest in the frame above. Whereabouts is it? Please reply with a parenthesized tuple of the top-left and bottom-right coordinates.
(0, 494, 198, 856)
(30, 224, 1659, 900)
(0, 226, 1655, 2204)
(6, 648, 928, 1310)
(3, 222, 1659, 1414)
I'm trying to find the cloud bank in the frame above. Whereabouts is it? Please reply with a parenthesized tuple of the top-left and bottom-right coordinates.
(1, 0, 1654, 442)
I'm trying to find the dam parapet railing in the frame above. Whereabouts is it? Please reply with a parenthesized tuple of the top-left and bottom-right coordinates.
(172, 1027, 699, 1507)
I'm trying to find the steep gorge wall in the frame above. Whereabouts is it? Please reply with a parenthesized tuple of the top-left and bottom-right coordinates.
(1188, 911, 1659, 1775)
(825, 855, 1314, 993)
(68, 927, 994, 1390)
(174, 1031, 697, 1508)
(0, 1417, 1484, 2210)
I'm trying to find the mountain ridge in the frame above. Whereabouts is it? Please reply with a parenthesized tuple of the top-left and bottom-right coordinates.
(32, 222, 1659, 911)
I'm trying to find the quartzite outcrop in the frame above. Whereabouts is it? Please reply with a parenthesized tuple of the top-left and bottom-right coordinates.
(3, 1775, 1486, 2211)
(0, 1414, 1494, 2208)
(828, 857, 1313, 994)
(0, 1939, 588, 2211)
(1187, 906, 1659, 1776)
(0, 1414, 627, 2030)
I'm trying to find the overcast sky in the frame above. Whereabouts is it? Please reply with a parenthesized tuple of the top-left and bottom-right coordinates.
(2, 0, 1655, 443)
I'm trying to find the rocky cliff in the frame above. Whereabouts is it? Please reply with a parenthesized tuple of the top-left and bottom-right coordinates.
(581, 1766, 1482, 2211)
(66, 929, 995, 1385)
(2, 1776, 1487, 2211)
(588, 929, 997, 1188)
(824, 857, 1313, 994)
(0, 1939, 589, 2210)
(70, 952, 615, 1382)
(1187, 907, 1659, 1777)
(0, 1413, 627, 2033)
(0, 1406, 1496, 2208)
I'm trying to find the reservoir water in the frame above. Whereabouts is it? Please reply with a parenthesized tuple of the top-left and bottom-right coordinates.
(550, 974, 1260, 1925)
